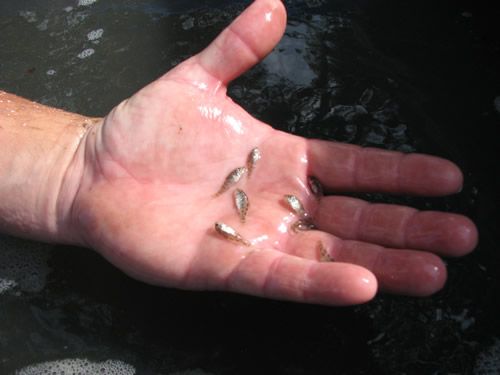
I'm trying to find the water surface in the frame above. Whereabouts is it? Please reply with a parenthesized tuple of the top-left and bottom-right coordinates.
(1, 1, 499, 374)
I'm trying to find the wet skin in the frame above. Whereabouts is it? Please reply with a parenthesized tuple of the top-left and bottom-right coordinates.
(67, 0, 477, 305)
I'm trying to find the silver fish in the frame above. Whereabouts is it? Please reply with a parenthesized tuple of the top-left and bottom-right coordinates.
(214, 167, 247, 197)
(291, 219, 316, 233)
(234, 189, 249, 223)
(246, 147, 261, 178)
(214, 222, 251, 246)
(317, 241, 334, 262)
(308, 176, 324, 199)
(284, 194, 308, 219)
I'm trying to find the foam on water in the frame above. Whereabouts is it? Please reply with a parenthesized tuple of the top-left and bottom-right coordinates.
(78, 0, 98, 7)
(77, 48, 95, 59)
(0, 235, 52, 294)
(15, 358, 136, 375)
(87, 28, 104, 41)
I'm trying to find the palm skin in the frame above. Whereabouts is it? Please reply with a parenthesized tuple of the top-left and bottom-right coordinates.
(68, 0, 477, 305)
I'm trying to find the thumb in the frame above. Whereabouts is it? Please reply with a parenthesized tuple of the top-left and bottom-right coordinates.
(168, 0, 287, 89)
(199, 0, 287, 85)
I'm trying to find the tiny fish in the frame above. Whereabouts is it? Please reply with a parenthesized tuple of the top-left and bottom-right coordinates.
(214, 167, 247, 197)
(291, 219, 316, 233)
(246, 147, 261, 178)
(308, 176, 324, 199)
(214, 222, 251, 246)
(284, 194, 308, 219)
(317, 241, 334, 262)
(234, 189, 249, 223)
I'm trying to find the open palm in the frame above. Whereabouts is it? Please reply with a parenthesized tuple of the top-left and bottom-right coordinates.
(70, 0, 477, 305)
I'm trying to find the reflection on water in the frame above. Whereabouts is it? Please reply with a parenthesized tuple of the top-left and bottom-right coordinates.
(0, 0, 498, 374)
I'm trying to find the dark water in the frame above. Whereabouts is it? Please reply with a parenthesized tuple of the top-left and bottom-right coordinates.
(1, 0, 499, 374)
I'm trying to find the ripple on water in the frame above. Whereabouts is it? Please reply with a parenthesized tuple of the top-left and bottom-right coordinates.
(169, 370, 214, 375)
(494, 96, 500, 114)
(474, 338, 500, 375)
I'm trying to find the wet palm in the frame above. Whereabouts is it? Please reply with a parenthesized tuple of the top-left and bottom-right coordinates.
(70, 0, 477, 305)
(74, 75, 339, 299)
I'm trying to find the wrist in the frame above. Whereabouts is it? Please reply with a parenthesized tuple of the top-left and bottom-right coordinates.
(0, 91, 99, 244)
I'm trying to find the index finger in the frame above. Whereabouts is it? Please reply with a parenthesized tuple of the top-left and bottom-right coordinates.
(307, 139, 463, 196)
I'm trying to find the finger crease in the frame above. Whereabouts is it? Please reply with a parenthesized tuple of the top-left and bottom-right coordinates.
(262, 255, 283, 298)
(352, 200, 366, 241)
(401, 210, 418, 249)
(226, 25, 261, 65)
(224, 250, 249, 291)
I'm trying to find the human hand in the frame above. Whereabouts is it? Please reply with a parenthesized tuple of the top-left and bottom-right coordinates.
(67, 0, 477, 305)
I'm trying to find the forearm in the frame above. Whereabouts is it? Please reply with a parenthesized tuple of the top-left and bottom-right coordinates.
(0, 90, 97, 244)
